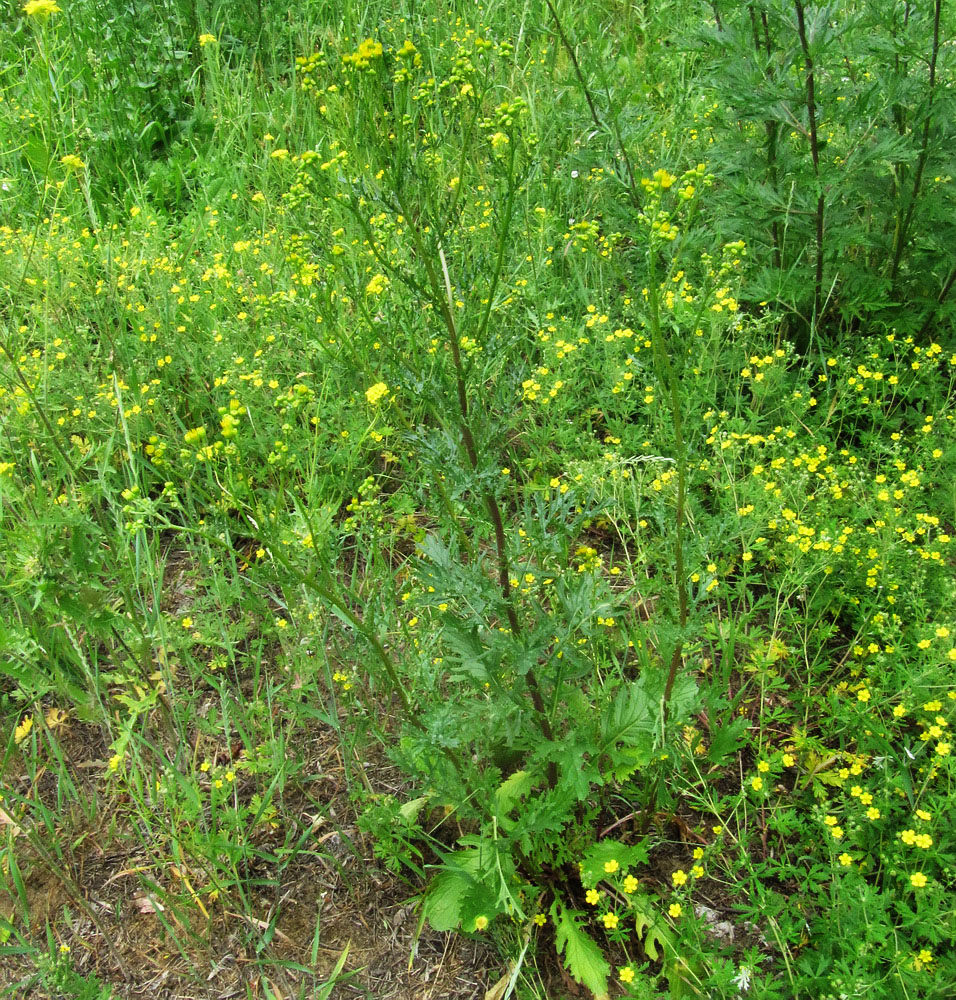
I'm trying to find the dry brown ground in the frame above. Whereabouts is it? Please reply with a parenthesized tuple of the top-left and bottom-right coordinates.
(0, 714, 495, 1000)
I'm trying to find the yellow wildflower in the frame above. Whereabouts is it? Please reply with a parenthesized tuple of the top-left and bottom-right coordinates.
(23, 0, 61, 19)
(14, 715, 33, 744)
(365, 273, 388, 295)
(365, 382, 389, 405)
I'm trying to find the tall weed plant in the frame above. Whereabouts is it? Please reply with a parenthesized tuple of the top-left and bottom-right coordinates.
(688, 0, 956, 340)
(1, 2, 955, 998)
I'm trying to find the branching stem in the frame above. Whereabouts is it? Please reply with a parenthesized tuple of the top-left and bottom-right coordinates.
(890, 0, 942, 287)
(794, 0, 825, 321)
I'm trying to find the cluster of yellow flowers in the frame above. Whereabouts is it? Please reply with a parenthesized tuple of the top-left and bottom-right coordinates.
(23, 0, 61, 20)
(342, 38, 383, 70)
(365, 382, 389, 405)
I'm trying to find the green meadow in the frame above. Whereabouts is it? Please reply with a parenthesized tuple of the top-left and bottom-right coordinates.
(2, 0, 955, 996)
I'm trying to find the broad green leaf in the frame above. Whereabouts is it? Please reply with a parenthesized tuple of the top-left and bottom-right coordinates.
(632, 894, 672, 962)
(706, 716, 749, 764)
(555, 740, 599, 800)
(580, 839, 649, 886)
(601, 678, 656, 748)
(452, 837, 525, 919)
(442, 621, 492, 682)
(457, 880, 503, 931)
(495, 770, 533, 816)
(604, 743, 653, 781)
(552, 903, 610, 1000)
(23, 136, 50, 175)
(422, 869, 469, 931)
(398, 795, 430, 822)
(664, 671, 700, 720)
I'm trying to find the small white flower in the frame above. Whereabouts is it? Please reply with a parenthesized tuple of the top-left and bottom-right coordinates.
(732, 965, 752, 993)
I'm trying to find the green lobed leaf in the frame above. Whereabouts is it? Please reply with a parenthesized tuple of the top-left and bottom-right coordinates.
(706, 715, 750, 764)
(579, 839, 649, 886)
(494, 769, 534, 817)
(551, 902, 610, 1000)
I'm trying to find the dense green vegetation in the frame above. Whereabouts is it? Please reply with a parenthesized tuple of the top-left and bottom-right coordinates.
(2, 0, 955, 996)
